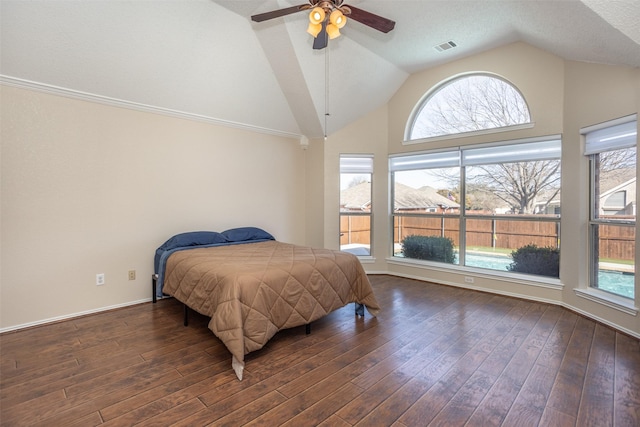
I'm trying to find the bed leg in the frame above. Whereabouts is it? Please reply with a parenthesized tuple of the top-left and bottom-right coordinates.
(152, 274, 158, 303)
(184, 305, 189, 327)
(305, 324, 311, 335)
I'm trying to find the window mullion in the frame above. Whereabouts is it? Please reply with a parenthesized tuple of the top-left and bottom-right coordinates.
(459, 165, 467, 266)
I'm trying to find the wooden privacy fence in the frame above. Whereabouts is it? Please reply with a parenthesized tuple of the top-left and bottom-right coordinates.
(394, 216, 561, 250)
(340, 215, 371, 246)
(597, 223, 636, 261)
(340, 214, 635, 261)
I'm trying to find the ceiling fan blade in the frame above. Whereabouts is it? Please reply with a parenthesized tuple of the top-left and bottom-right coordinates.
(313, 21, 328, 50)
(251, 4, 308, 23)
(347, 5, 395, 33)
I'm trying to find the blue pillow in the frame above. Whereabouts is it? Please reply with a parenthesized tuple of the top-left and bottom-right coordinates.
(154, 231, 228, 274)
(221, 227, 275, 242)
(158, 231, 228, 251)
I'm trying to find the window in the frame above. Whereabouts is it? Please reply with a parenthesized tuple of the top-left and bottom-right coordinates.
(391, 150, 461, 262)
(584, 116, 637, 299)
(340, 155, 373, 256)
(391, 137, 561, 279)
(407, 74, 531, 141)
(395, 73, 564, 280)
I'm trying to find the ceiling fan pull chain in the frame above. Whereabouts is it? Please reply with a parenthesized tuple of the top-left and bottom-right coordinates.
(324, 46, 330, 139)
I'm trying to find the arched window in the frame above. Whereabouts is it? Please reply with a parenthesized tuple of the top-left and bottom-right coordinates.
(407, 73, 531, 141)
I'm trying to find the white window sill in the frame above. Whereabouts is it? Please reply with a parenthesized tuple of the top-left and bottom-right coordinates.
(387, 256, 563, 290)
(574, 288, 638, 316)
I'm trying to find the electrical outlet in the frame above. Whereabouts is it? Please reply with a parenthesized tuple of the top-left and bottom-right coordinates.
(128, 270, 136, 281)
(96, 273, 105, 286)
(464, 276, 474, 284)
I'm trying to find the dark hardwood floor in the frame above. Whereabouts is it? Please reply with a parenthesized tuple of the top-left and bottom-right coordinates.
(1, 275, 639, 426)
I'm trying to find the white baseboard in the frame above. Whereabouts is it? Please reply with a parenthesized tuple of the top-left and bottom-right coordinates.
(373, 270, 640, 340)
(562, 301, 640, 340)
(0, 298, 153, 334)
(4, 272, 639, 341)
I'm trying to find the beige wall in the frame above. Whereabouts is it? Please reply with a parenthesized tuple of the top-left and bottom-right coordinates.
(304, 137, 325, 249)
(1, 85, 307, 330)
(324, 42, 640, 337)
(323, 105, 389, 273)
(561, 61, 640, 334)
(388, 42, 565, 152)
(3, 41, 639, 337)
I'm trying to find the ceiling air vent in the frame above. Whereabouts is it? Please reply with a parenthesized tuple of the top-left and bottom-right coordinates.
(434, 41, 457, 52)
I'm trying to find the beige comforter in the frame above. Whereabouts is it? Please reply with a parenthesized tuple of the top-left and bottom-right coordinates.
(162, 240, 380, 380)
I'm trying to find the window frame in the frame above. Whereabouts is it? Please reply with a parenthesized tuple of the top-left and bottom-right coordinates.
(340, 155, 374, 258)
(404, 72, 533, 144)
(583, 115, 637, 300)
(390, 136, 562, 281)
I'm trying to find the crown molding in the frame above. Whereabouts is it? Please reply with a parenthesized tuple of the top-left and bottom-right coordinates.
(0, 75, 301, 140)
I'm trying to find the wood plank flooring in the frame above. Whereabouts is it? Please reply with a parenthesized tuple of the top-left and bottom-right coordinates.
(1, 275, 639, 426)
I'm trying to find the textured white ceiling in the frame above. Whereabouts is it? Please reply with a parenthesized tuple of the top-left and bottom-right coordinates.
(581, 0, 640, 44)
(1, 0, 639, 139)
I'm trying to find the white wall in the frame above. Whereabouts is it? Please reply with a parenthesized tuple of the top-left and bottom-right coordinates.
(1, 85, 307, 330)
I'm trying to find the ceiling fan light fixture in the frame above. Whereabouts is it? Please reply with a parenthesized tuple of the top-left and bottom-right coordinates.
(329, 9, 347, 28)
(309, 7, 325, 25)
(326, 23, 341, 39)
(307, 22, 322, 38)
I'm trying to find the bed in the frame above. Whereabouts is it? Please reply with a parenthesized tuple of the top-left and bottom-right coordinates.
(153, 227, 380, 380)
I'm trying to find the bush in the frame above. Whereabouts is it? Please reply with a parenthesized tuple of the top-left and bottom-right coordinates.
(401, 235, 456, 264)
(508, 244, 559, 277)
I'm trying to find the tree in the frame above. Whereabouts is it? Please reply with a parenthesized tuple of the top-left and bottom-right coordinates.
(465, 183, 503, 212)
(346, 175, 369, 188)
(411, 74, 560, 215)
(436, 188, 458, 203)
(428, 160, 561, 214)
(468, 161, 561, 214)
(597, 147, 636, 181)
(411, 75, 530, 139)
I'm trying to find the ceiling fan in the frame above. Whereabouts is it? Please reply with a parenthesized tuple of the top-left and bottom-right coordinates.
(251, 0, 395, 50)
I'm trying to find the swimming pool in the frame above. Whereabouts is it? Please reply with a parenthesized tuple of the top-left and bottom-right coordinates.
(465, 252, 634, 298)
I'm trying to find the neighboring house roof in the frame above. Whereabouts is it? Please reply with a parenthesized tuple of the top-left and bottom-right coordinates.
(340, 182, 372, 211)
(600, 176, 636, 199)
(341, 182, 460, 211)
(396, 183, 460, 210)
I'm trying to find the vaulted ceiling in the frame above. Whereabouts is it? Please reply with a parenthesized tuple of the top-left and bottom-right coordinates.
(2, 1, 639, 140)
